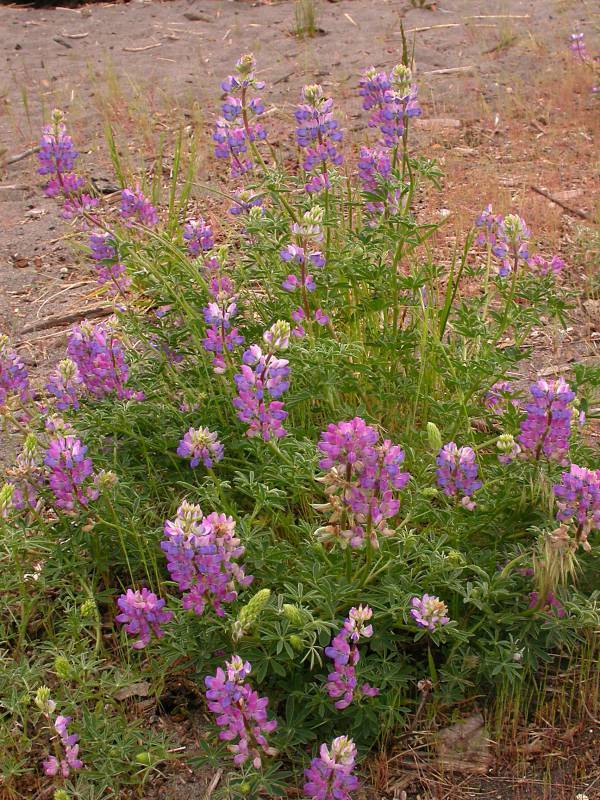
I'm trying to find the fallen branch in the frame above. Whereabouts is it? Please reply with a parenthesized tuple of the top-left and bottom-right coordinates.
(424, 66, 475, 75)
(20, 305, 114, 335)
(123, 42, 161, 52)
(4, 145, 40, 167)
(202, 770, 223, 800)
(530, 185, 592, 221)
(404, 23, 461, 33)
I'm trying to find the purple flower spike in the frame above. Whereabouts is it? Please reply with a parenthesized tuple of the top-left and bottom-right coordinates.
(410, 594, 450, 632)
(233, 340, 290, 441)
(492, 214, 531, 276)
(436, 443, 482, 509)
(304, 736, 359, 800)
(359, 63, 421, 148)
(120, 186, 159, 227)
(316, 419, 410, 548)
(67, 321, 143, 401)
(517, 377, 575, 463)
(530, 254, 565, 276)
(42, 713, 83, 777)
(484, 381, 518, 415)
(553, 464, 600, 551)
(116, 587, 173, 649)
(161, 502, 252, 616)
(46, 358, 82, 410)
(325, 607, 378, 710)
(205, 656, 277, 768)
(214, 53, 267, 177)
(0, 335, 31, 409)
(295, 84, 343, 192)
(569, 32, 588, 61)
(177, 426, 224, 469)
(183, 217, 214, 257)
(44, 434, 99, 511)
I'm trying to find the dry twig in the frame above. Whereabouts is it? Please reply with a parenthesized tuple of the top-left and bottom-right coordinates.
(530, 185, 592, 221)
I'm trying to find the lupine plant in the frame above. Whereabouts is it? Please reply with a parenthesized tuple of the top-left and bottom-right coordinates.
(0, 47, 598, 800)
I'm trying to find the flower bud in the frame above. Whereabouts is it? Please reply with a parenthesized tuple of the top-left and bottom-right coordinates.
(236, 53, 256, 77)
(233, 589, 271, 640)
(54, 655, 72, 680)
(54, 791, 71, 800)
(263, 320, 291, 352)
(288, 634, 304, 651)
(426, 422, 442, 452)
(282, 603, 306, 626)
(135, 752, 153, 766)
(0, 483, 15, 518)
(94, 469, 119, 492)
(34, 686, 56, 715)
(420, 486, 439, 498)
(80, 598, 97, 618)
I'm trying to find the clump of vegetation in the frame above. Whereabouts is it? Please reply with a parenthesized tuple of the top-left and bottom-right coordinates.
(0, 48, 598, 800)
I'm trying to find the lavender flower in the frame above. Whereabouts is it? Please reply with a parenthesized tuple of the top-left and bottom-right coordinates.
(553, 464, 600, 551)
(316, 418, 410, 548)
(530, 254, 565, 276)
(474, 204, 503, 247)
(67, 321, 143, 401)
(410, 594, 450, 632)
(115, 587, 173, 649)
(120, 187, 159, 227)
(183, 217, 214, 257)
(304, 736, 359, 800)
(436, 443, 482, 509)
(325, 606, 378, 709)
(46, 359, 82, 410)
(44, 434, 98, 511)
(0, 335, 31, 409)
(492, 214, 531, 277)
(37, 110, 78, 177)
(528, 591, 566, 618)
(233, 340, 290, 441)
(569, 33, 588, 61)
(357, 146, 399, 217)
(280, 207, 328, 334)
(228, 188, 264, 216)
(6, 434, 43, 511)
(42, 714, 83, 778)
(214, 53, 267, 177)
(484, 381, 518, 415)
(202, 271, 244, 373)
(359, 63, 421, 148)
(205, 656, 277, 768)
(88, 231, 130, 294)
(177, 427, 224, 469)
(295, 84, 343, 192)
(517, 377, 575, 462)
(161, 503, 252, 616)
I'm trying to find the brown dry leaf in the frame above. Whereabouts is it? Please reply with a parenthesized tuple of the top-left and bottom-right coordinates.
(114, 681, 151, 701)
(437, 712, 491, 774)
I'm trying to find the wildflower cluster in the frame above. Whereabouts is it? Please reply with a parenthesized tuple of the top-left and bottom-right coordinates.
(35, 689, 83, 778)
(281, 206, 328, 334)
(316, 418, 410, 548)
(66, 321, 143, 402)
(177, 426, 224, 469)
(204, 656, 277, 768)
(37, 109, 98, 220)
(359, 63, 421, 147)
(120, 186, 159, 227)
(436, 442, 482, 509)
(410, 594, 450, 632)
(325, 606, 379, 709)
(295, 83, 343, 193)
(116, 588, 173, 649)
(161, 501, 252, 616)
(0, 334, 31, 409)
(304, 736, 359, 800)
(214, 53, 267, 176)
(553, 464, 600, 551)
(88, 231, 130, 294)
(233, 324, 291, 440)
(517, 377, 575, 462)
(202, 269, 245, 373)
(44, 433, 98, 511)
